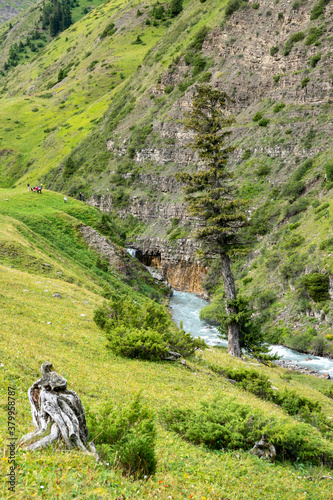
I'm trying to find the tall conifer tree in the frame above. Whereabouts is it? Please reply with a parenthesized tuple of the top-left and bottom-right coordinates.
(177, 85, 249, 357)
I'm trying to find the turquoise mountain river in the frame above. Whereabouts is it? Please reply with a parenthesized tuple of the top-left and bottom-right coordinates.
(170, 290, 333, 378)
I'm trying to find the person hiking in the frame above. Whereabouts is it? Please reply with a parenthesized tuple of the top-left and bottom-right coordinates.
(79, 192, 82, 200)
(82, 194, 85, 202)
(27, 183, 30, 191)
(64, 196, 67, 203)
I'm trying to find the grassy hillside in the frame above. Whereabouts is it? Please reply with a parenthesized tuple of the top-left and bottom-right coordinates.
(1, 191, 333, 499)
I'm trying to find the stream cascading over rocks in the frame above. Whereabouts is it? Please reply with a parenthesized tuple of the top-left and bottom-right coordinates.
(127, 249, 333, 377)
(170, 291, 333, 378)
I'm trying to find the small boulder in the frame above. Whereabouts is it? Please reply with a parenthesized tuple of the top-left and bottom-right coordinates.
(250, 435, 276, 461)
(53, 293, 62, 298)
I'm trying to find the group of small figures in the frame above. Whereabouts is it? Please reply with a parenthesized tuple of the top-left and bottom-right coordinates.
(28, 183, 42, 193)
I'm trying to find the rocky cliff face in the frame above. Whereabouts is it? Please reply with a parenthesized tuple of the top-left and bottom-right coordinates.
(87, 0, 333, 296)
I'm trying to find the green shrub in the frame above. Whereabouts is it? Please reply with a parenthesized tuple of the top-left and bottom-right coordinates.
(242, 148, 251, 160)
(314, 202, 329, 214)
(62, 157, 77, 178)
(100, 22, 117, 39)
(283, 234, 305, 249)
(325, 163, 333, 181)
(270, 46, 279, 56)
(281, 181, 304, 200)
(87, 394, 156, 478)
(132, 35, 143, 45)
(161, 397, 333, 464)
(242, 276, 253, 285)
(293, 158, 313, 181)
(273, 74, 281, 84)
(312, 336, 326, 356)
(283, 197, 310, 217)
(190, 26, 209, 52)
(164, 84, 174, 94)
(169, 0, 183, 17)
(252, 2, 259, 8)
(94, 296, 206, 360)
(319, 237, 333, 251)
(309, 53, 321, 67)
(265, 253, 281, 270)
(256, 164, 270, 175)
(258, 118, 269, 127)
(305, 26, 324, 45)
(310, 0, 330, 20)
(88, 60, 99, 71)
(302, 273, 330, 302)
(198, 71, 212, 82)
(96, 256, 109, 273)
(273, 102, 285, 112)
(252, 111, 262, 122)
(283, 31, 305, 55)
(225, 0, 248, 18)
(280, 254, 307, 281)
(301, 77, 310, 88)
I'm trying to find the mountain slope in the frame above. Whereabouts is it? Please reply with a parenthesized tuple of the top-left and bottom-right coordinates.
(0, 0, 333, 351)
(0, 189, 333, 499)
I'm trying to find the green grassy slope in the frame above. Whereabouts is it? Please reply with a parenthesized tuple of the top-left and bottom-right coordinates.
(0, 188, 166, 299)
(1, 190, 333, 499)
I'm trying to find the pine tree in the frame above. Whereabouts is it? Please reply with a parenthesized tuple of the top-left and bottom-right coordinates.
(170, 0, 183, 17)
(177, 85, 249, 357)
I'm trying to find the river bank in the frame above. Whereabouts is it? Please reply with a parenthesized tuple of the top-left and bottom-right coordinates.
(170, 290, 333, 379)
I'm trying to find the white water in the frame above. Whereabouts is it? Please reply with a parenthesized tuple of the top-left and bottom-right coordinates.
(170, 290, 333, 378)
(126, 248, 137, 258)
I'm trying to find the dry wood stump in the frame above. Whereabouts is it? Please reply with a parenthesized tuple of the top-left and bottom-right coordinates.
(20, 362, 99, 460)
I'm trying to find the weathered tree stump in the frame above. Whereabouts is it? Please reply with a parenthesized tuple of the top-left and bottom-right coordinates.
(250, 435, 276, 461)
(20, 362, 99, 460)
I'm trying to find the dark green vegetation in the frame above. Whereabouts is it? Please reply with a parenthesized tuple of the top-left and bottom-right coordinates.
(94, 294, 206, 360)
(161, 395, 333, 465)
(87, 393, 157, 478)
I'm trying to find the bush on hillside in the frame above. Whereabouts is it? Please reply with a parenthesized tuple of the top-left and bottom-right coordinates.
(283, 197, 310, 218)
(305, 26, 324, 45)
(309, 53, 321, 67)
(283, 234, 305, 249)
(252, 111, 262, 122)
(225, 0, 248, 18)
(314, 202, 329, 214)
(293, 158, 313, 181)
(310, 0, 330, 20)
(281, 180, 304, 200)
(94, 296, 206, 360)
(319, 237, 333, 251)
(325, 163, 333, 182)
(169, 0, 183, 17)
(100, 22, 116, 39)
(62, 157, 77, 178)
(87, 394, 156, 477)
(280, 254, 307, 281)
(283, 31, 305, 55)
(161, 397, 333, 465)
(302, 273, 330, 302)
(273, 102, 285, 112)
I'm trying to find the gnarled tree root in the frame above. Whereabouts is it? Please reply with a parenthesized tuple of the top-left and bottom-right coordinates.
(20, 362, 99, 461)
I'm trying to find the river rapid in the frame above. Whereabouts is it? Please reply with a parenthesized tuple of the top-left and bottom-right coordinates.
(170, 290, 333, 378)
